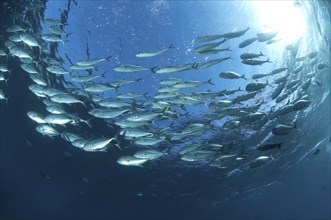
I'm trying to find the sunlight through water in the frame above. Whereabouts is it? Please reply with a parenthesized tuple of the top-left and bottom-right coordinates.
(253, 1, 307, 44)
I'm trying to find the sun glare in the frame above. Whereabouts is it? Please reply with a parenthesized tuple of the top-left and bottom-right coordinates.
(253, 1, 307, 43)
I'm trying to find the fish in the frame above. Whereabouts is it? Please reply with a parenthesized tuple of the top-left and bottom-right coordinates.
(21, 63, 39, 74)
(46, 105, 66, 114)
(239, 112, 266, 125)
(159, 78, 182, 85)
(194, 39, 227, 53)
(83, 137, 118, 152)
(220, 87, 242, 96)
(195, 47, 231, 55)
(198, 143, 224, 151)
(241, 58, 271, 66)
(84, 83, 114, 93)
(97, 99, 132, 108)
(154, 92, 179, 99)
(49, 25, 66, 35)
(46, 66, 70, 75)
(114, 65, 151, 73)
(117, 92, 148, 99)
(170, 96, 201, 106)
(50, 94, 85, 106)
(0, 64, 10, 73)
(178, 144, 201, 155)
(88, 108, 130, 119)
(197, 57, 231, 69)
(9, 46, 32, 59)
(125, 111, 161, 122)
(208, 100, 233, 109)
(195, 34, 224, 42)
(108, 78, 142, 90)
(181, 150, 217, 162)
(308, 51, 318, 59)
(292, 100, 311, 111)
(257, 31, 278, 42)
(27, 111, 46, 123)
(219, 71, 246, 80)
(271, 82, 286, 100)
(292, 64, 303, 74)
(158, 86, 181, 93)
(153, 63, 198, 74)
(44, 18, 63, 26)
(20, 33, 41, 48)
(191, 91, 222, 100)
(232, 91, 258, 103)
(301, 78, 312, 91)
(249, 156, 274, 168)
(173, 79, 214, 89)
(42, 34, 65, 44)
(9, 34, 23, 42)
(61, 132, 82, 142)
(275, 91, 291, 103)
(136, 44, 174, 58)
(133, 137, 164, 146)
(117, 155, 148, 167)
(257, 142, 283, 151)
(69, 65, 95, 71)
(76, 56, 111, 66)
(72, 139, 89, 148)
(239, 37, 258, 48)
(71, 72, 106, 82)
(270, 67, 288, 75)
(114, 119, 147, 128)
(245, 81, 268, 92)
(36, 124, 60, 137)
(134, 149, 166, 160)
(221, 27, 250, 39)
(272, 123, 297, 135)
(240, 52, 264, 60)
(286, 79, 300, 89)
(223, 120, 240, 129)
(44, 113, 76, 126)
(7, 24, 26, 33)
(251, 73, 271, 79)
(274, 75, 288, 84)
(295, 56, 306, 62)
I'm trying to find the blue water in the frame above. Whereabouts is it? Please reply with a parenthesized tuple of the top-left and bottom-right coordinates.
(1, 0, 330, 219)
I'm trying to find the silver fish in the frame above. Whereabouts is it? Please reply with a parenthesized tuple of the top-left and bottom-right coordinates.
(117, 155, 148, 167)
(76, 56, 111, 66)
(136, 44, 174, 58)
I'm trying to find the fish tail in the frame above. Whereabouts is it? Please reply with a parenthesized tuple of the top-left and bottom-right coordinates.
(267, 58, 272, 63)
(226, 46, 231, 51)
(150, 66, 157, 73)
(105, 55, 112, 62)
(143, 92, 149, 99)
(169, 44, 175, 49)
(99, 71, 107, 78)
(84, 117, 93, 128)
(207, 78, 215, 85)
(242, 74, 247, 80)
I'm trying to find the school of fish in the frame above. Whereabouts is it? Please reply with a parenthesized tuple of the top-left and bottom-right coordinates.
(0, 0, 330, 171)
